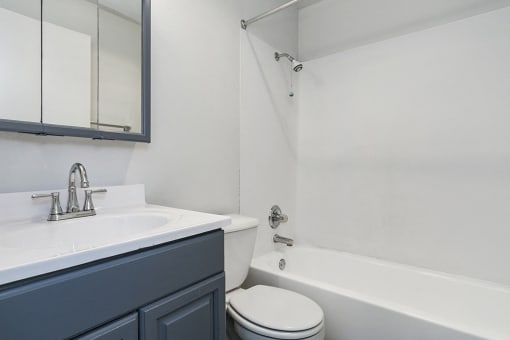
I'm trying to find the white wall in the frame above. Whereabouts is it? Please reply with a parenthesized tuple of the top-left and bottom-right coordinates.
(240, 0, 299, 256)
(296, 7, 510, 285)
(298, 0, 510, 60)
(242, 0, 298, 57)
(0, 0, 240, 215)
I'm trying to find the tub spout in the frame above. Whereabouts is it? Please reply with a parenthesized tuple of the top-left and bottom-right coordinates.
(273, 234, 294, 247)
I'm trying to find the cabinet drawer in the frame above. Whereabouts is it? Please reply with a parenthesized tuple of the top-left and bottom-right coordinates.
(75, 313, 138, 340)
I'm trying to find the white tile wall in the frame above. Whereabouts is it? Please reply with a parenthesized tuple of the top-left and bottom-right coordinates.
(240, 0, 299, 257)
(296, 7, 510, 285)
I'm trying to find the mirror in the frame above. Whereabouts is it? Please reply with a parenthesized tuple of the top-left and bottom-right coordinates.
(97, 0, 142, 134)
(0, 0, 150, 142)
(0, 0, 41, 124)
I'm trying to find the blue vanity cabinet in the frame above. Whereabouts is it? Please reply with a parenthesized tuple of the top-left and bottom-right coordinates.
(0, 230, 225, 340)
(140, 274, 225, 340)
(75, 313, 139, 340)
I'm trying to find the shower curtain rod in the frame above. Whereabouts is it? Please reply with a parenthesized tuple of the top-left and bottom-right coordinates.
(241, 0, 301, 30)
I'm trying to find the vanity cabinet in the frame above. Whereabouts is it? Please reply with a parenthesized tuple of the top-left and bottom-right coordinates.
(76, 313, 138, 340)
(140, 275, 224, 340)
(0, 230, 225, 340)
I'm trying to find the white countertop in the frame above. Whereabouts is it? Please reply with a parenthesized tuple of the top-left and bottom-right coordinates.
(0, 185, 230, 285)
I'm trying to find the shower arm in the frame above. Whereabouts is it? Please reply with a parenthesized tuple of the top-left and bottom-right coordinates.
(275, 52, 295, 62)
(241, 0, 301, 30)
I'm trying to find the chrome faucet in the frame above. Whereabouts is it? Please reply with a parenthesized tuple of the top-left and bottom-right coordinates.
(269, 205, 288, 229)
(67, 163, 90, 212)
(32, 163, 106, 221)
(273, 234, 294, 247)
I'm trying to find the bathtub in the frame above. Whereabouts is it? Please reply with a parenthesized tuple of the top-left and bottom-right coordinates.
(244, 246, 510, 340)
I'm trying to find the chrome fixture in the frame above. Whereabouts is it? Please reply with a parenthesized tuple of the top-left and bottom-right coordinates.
(273, 234, 294, 247)
(90, 121, 131, 132)
(32, 189, 107, 221)
(67, 163, 90, 212)
(241, 0, 301, 30)
(31, 192, 64, 218)
(275, 52, 303, 72)
(32, 163, 107, 221)
(274, 52, 303, 96)
(269, 205, 288, 229)
(83, 189, 108, 211)
(279, 258, 286, 270)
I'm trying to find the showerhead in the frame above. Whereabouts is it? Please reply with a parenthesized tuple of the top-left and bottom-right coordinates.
(275, 52, 303, 72)
(292, 60, 303, 72)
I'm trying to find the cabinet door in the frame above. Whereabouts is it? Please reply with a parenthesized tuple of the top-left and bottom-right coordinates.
(74, 313, 138, 340)
(140, 273, 225, 340)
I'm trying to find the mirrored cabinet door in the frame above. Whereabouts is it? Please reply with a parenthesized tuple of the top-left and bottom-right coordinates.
(0, 0, 41, 124)
(0, 0, 150, 142)
(43, 0, 98, 128)
(98, 0, 142, 134)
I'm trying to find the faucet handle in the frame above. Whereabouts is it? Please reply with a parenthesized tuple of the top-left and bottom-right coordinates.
(32, 192, 64, 218)
(83, 189, 107, 211)
(269, 205, 288, 229)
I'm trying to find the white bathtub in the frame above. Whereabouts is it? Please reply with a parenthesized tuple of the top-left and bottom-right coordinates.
(245, 247, 510, 340)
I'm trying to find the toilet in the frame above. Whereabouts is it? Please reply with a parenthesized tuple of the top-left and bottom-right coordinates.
(224, 215, 325, 340)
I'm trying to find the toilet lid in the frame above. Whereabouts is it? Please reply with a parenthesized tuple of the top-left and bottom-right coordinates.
(229, 285, 324, 332)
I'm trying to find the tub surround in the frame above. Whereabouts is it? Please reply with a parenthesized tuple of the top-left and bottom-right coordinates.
(240, 0, 299, 259)
(296, 6, 510, 285)
(0, 184, 230, 285)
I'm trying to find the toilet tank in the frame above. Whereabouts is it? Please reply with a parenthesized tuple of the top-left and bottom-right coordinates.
(224, 215, 259, 292)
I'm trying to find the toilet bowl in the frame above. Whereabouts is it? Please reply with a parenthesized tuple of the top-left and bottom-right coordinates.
(224, 215, 325, 340)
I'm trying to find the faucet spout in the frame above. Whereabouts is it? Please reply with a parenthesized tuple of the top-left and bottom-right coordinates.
(68, 163, 90, 188)
(273, 234, 294, 247)
(67, 163, 90, 212)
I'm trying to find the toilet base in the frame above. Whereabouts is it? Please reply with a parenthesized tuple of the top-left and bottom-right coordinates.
(234, 321, 324, 340)
(227, 313, 325, 340)
(226, 313, 241, 340)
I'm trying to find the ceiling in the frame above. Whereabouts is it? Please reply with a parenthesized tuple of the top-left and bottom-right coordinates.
(298, 0, 510, 60)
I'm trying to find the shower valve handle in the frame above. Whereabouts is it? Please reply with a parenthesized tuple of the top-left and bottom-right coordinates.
(269, 205, 288, 229)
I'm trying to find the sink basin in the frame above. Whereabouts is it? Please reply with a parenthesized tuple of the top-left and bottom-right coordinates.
(0, 184, 231, 286)
(0, 213, 170, 252)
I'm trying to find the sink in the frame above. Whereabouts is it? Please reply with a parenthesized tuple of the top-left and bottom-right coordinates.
(0, 184, 230, 285)
(0, 213, 171, 252)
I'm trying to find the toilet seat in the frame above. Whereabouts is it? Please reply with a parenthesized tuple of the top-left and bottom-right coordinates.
(227, 285, 324, 339)
(228, 304, 324, 339)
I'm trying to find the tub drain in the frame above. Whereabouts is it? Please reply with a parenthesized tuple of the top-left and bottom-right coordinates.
(279, 258, 286, 271)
